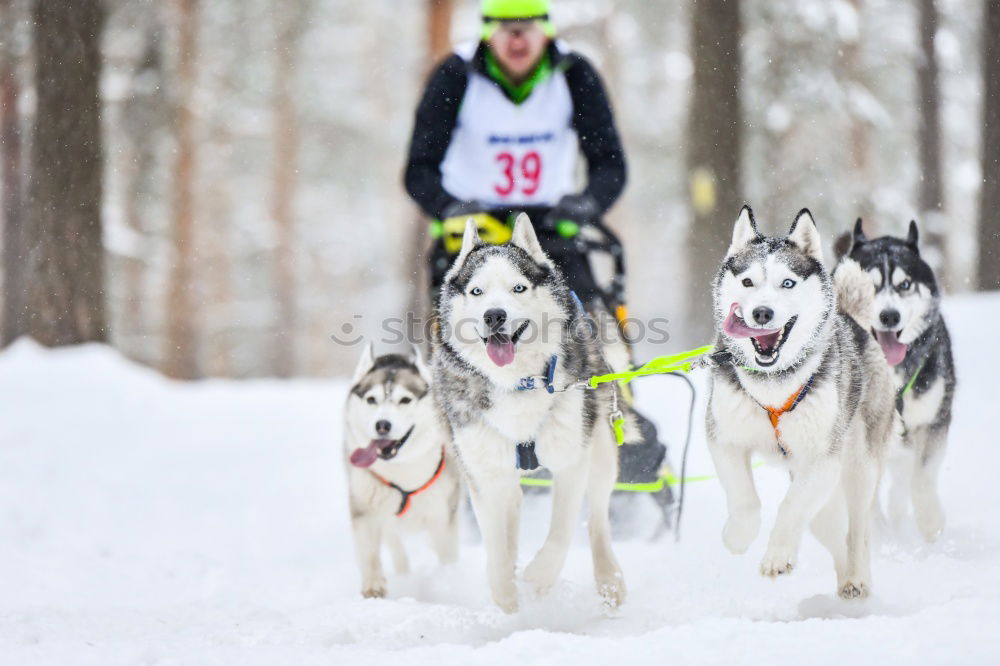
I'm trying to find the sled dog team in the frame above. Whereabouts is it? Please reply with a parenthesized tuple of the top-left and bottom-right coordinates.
(342, 206, 955, 612)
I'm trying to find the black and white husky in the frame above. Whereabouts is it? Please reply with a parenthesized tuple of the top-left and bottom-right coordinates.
(706, 206, 897, 599)
(343, 344, 461, 598)
(432, 215, 630, 613)
(848, 220, 955, 542)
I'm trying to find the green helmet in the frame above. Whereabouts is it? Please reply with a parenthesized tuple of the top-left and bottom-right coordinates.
(481, 0, 555, 39)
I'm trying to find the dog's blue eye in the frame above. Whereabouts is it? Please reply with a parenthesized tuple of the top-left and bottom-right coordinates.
(899, 280, 911, 290)
(742, 278, 753, 287)
(782, 279, 796, 289)
(470, 287, 483, 296)
(366, 396, 376, 405)
(513, 284, 526, 293)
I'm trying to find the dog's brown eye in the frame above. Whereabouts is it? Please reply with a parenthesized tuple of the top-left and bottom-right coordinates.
(399, 397, 412, 405)
(366, 396, 376, 405)
(742, 278, 753, 287)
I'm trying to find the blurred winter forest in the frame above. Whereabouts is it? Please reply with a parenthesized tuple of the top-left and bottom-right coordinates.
(0, 0, 997, 379)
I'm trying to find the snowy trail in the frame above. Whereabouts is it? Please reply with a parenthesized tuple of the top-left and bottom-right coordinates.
(1, 294, 998, 665)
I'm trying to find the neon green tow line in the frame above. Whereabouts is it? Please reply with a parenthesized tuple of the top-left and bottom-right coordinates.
(900, 360, 925, 398)
(519, 462, 766, 492)
(519, 343, 736, 492)
(588, 345, 715, 389)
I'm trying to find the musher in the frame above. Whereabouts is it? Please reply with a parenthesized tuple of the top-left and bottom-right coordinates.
(403, 0, 675, 527)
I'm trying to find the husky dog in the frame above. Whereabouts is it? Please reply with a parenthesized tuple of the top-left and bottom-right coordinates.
(432, 214, 629, 613)
(706, 206, 897, 599)
(847, 219, 955, 542)
(343, 344, 461, 598)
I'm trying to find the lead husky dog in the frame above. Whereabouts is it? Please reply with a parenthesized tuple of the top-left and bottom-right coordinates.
(707, 206, 897, 599)
(433, 215, 629, 613)
(848, 219, 955, 542)
(344, 344, 461, 598)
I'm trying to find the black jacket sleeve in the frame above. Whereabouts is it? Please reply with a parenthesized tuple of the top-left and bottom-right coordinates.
(562, 54, 627, 213)
(403, 54, 469, 219)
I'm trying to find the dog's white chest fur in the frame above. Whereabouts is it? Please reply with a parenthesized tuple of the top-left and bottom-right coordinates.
(711, 375, 838, 460)
(899, 375, 945, 428)
(476, 387, 588, 472)
(484, 388, 558, 441)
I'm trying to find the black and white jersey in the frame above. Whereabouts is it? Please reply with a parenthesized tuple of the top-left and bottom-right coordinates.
(404, 41, 627, 219)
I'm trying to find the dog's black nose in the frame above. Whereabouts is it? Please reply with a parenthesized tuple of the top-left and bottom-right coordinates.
(879, 309, 900, 328)
(375, 420, 391, 436)
(752, 306, 774, 325)
(483, 308, 507, 332)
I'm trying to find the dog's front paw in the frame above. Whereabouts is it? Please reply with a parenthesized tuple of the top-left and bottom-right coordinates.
(523, 551, 561, 596)
(838, 580, 870, 600)
(595, 567, 626, 608)
(488, 568, 519, 613)
(723, 508, 761, 554)
(759, 545, 796, 578)
(915, 502, 945, 543)
(492, 583, 519, 614)
(361, 578, 387, 599)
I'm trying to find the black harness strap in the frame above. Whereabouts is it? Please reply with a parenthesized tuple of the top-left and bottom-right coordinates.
(516, 441, 540, 470)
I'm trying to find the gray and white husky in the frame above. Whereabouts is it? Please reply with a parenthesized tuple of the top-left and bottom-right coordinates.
(343, 344, 461, 598)
(706, 206, 898, 599)
(432, 215, 629, 613)
(848, 219, 955, 542)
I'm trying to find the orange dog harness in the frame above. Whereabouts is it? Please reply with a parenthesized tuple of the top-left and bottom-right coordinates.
(757, 375, 815, 456)
(369, 447, 447, 516)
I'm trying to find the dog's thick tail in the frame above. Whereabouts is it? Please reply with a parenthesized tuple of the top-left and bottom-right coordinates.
(833, 257, 875, 330)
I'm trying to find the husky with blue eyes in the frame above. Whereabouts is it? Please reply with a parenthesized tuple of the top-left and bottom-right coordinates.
(706, 206, 898, 599)
(432, 214, 634, 613)
(343, 344, 461, 599)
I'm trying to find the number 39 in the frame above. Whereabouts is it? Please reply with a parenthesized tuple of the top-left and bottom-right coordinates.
(494, 151, 542, 197)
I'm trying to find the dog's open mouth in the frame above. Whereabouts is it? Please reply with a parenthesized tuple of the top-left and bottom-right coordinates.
(349, 426, 415, 468)
(723, 303, 797, 368)
(872, 329, 907, 366)
(483, 321, 529, 367)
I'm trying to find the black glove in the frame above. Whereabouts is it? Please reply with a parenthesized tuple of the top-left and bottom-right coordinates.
(545, 193, 600, 227)
(441, 199, 488, 219)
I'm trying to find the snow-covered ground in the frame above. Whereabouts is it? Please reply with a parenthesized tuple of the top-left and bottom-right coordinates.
(2, 294, 999, 665)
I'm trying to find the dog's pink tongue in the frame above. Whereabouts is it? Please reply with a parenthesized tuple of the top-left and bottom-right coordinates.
(875, 330, 908, 366)
(723, 302, 778, 340)
(349, 442, 380, 468)
(486, 334, 515, 367)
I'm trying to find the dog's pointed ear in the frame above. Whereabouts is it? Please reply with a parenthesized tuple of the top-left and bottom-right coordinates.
(906, 220, 920, 253)
(459, 217, 481, 258)
(788, 208, 823, 262)
(511, 213, 549, 264)
(351, 341, 375, 385)
(852, 218, 867, 246)
(727, 205, 760, 256)
(443, 219, 481, 284)
(410, 343, 432, 383)
(844, 218, 867, 257)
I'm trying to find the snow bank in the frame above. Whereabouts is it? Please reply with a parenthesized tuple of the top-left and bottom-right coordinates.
(1, 294, 999, 665)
